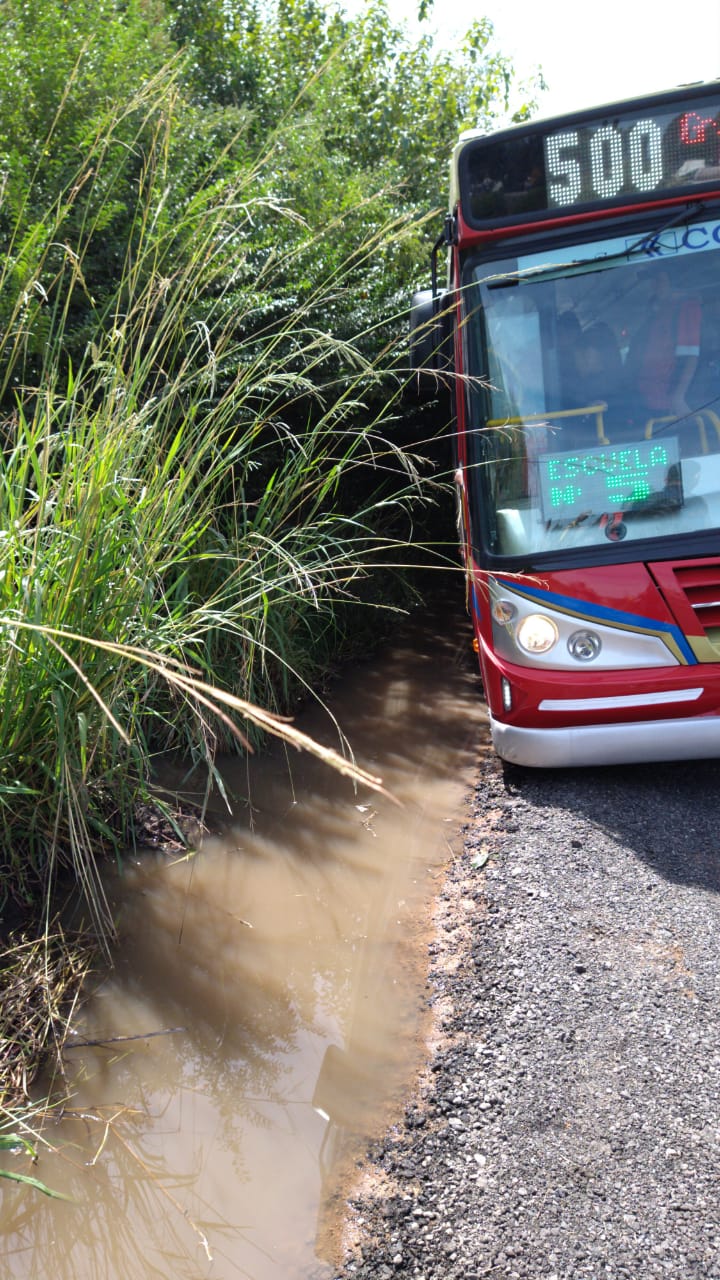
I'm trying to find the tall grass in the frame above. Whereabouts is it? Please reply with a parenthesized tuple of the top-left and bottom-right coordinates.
(0, 68, 430, 934)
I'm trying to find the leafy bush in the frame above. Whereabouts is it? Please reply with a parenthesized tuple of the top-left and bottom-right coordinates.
(0, 76, 425, 923)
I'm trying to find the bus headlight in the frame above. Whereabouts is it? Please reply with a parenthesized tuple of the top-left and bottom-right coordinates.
(516, 614, 559, 654)
(567, 629, 602, 661)
(492, 599, 517, 625)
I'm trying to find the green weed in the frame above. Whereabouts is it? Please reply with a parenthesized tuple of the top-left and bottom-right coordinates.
(0, 63, 432, 939)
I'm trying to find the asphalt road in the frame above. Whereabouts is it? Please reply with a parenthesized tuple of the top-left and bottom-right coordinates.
(335, 749, 720, 1280)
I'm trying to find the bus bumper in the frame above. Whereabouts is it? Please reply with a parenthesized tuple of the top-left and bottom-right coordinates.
(490, 713, 720, 768)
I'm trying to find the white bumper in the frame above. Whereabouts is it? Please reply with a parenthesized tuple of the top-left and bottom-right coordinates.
(490, 713, 720, 768)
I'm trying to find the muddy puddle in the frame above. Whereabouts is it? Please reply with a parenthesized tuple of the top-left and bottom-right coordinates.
(0, 602, 488, 1279)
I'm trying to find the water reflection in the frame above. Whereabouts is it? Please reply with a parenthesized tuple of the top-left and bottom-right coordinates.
(0, 601, 488, 1278)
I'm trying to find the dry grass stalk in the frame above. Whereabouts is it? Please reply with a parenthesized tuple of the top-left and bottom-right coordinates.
(0, 928, 91, 1104)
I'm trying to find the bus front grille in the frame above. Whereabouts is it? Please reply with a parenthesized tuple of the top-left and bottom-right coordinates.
(672, 564, 720, 633)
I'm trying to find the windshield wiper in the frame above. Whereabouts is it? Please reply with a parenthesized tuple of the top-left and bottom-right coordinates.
(623, 201, 706, 259)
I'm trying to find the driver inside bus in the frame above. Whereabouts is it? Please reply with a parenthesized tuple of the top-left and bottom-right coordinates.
(557, 311, 623, 429)
(625, 268, 701, 424)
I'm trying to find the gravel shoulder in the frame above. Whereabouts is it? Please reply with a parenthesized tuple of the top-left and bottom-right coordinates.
(336, 751, 720, 1280)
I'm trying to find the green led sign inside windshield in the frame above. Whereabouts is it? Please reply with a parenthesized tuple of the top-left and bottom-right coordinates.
(537, 438, 682, 523)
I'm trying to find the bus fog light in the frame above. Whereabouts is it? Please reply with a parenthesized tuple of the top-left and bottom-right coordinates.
(567, 629, 602, 661)
(501, 677, 513, 712)
(516, 613, 559, 654)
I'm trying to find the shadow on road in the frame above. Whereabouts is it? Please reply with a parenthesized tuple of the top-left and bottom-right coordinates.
(502, 754, 720, 894)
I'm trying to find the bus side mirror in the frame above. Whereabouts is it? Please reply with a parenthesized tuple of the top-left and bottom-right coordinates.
(409, 289, 454, 398)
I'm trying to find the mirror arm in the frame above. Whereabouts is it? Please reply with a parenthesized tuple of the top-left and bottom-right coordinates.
(430, 215, 457, 298)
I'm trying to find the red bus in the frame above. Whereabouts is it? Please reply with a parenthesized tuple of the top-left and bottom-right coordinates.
(412, 82, 720, 767)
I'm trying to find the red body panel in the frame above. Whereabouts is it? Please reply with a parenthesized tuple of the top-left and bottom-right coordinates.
(454, 189, 720, 249)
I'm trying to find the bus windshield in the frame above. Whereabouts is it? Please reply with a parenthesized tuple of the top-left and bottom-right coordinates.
(465, 213, 720, 559)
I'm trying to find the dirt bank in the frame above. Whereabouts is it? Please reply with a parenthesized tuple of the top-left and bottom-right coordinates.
(335, 750, 720, 1280)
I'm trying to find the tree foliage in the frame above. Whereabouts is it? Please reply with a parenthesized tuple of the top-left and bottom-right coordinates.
(0, 0, 537, 396)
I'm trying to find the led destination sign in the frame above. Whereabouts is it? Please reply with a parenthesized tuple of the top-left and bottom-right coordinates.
(544, 105, 720, 209)
(460, 86, 720, 226)
(537, 439, 682, 524)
